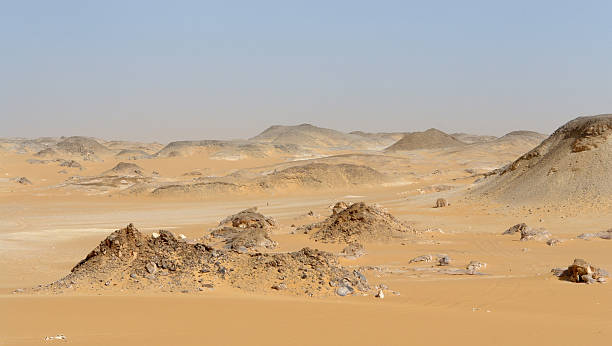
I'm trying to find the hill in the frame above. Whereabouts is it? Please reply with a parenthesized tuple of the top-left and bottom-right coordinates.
(471, 114, 612, 205)
(385, 128, 467, 152)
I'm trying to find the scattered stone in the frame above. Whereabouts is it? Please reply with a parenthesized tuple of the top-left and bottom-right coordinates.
(502, 223, 528, 235)
(437, 255, 451, 266)
(375, 289, 384, 299)
(331, 201, 349, 215)
(44, 334, 67, 341)
(59, 160, 82, 169)
(12, 288, 24, 294)
(340, 242, 366, 259)
(145, 262, 157, 274)
(520, 227, 551, 241)
(577, 229, 612, 240)
(272, 283, 287, 290)
(434, 198, 448, 208)
(409, 254, 433, 264)
(336, 286, 353, 296)
(466, 261, 487, 274)
(553, 259, 608, 284)
(16, 177, 32, 185)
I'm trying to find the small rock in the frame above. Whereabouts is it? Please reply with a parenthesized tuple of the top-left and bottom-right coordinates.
(434, 198, 448, 208)
(336, 285, 353, 296)
(409, 254, 433, 264)
(130, 273, 138, 279)
(502, 223, 528, 235)
(466, 261, 487, 274)
(437, 255, 451, 266)
(272, 283, 287, 290)
(151, 232, 160, 239)
(546, 238, 562, 246)
(375, 290, 384, 299)
(145, 262, 157, 274)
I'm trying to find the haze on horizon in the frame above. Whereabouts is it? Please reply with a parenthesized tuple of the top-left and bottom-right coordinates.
(1, 1, 611, 143)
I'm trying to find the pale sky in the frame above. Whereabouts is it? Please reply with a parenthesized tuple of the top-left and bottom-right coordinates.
(1, 1, 611, 142)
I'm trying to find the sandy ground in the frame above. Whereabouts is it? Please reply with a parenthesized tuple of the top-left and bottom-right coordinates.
(1, 147, 611, 345)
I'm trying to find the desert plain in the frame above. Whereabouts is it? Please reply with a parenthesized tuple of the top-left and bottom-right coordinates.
(1, 116, 611, 345)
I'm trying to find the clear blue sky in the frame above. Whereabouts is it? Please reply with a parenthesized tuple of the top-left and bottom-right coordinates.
(1, 1, 611, 142)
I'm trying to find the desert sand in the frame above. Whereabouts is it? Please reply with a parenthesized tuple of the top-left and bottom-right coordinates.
(1, 116, 611, 346)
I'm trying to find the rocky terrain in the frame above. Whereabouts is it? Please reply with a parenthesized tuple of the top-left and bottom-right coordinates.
(33, 224, 370, 297)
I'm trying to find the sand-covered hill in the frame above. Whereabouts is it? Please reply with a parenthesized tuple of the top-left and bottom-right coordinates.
(54, 136, 113, 158)
(152, 162, 387, 197)
(450, 133, 497, 144)
(385, 128, 467, 152)
(472, 114, 612, 205)
(251, 123, 395, 150)
(154, 140, 305, 159)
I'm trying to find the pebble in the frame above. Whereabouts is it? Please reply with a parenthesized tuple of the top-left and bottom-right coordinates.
(437, 255, 451, 266)
(145, 262, 157, 274)
(272, 283, 287, 290)
(336, 286, 353, 296)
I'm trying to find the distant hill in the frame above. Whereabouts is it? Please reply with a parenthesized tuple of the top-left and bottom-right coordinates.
(385, 128, 467, 152)
(250, 123, 394, 149)
(450, 133, 497, 144)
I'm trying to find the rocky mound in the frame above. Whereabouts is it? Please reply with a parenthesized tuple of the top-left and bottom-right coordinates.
(305, 202, 415, 243)
(472, 114, 612, 205)
(261, 163, 386, 189)
(155, 140, 228, 157)
(207, 207, 277, 251)
(37, 224, 369, 296)
(34, 148, 58, 158)
(385, 128, 467, 152)
(103, 162, 145, 177)
(115, 149, 152, 160)
(55, 136, 112, 158)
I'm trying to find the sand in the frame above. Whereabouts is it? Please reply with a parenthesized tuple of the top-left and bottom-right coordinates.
(1, 119, 611, 345)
